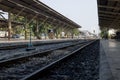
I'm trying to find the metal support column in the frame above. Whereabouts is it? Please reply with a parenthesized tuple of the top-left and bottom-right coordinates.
(54, 22, 61, 39)
(24, 17, 27, 40)
(35, 19, 39, 39)
(63, 25, 70, 38)
(59, 23, 65, 39)
(8, 12, 12, 40)
(71, 28, 74, 39)
(36, 19, 39, 35)
(65, 26, 72, 38)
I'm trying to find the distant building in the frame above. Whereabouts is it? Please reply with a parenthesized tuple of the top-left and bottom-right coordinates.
(0, 31, 8, 38)
(79, 30, 98, 39)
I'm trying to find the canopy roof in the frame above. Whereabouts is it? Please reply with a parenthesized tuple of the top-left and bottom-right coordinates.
(0, 19, 23, 27)
(97, 0, 120, 29)
(0, 0, 81, 28)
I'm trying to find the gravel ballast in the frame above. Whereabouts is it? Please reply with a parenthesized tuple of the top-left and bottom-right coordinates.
(0, 40, 88, 80)
(39, 40, 100, 80)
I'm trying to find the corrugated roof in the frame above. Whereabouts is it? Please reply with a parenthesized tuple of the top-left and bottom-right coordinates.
(97, 0, 120, 29)
(0, 0, 81, 28)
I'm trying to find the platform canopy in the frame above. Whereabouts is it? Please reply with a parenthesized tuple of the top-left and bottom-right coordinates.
(97, 0, 120, 29)
(0, 18, 23, 27)
(0, 0, 81, 28)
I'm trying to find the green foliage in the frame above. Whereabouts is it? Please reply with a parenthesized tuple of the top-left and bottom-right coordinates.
(30, 21, 55, 39)
(100, 28, 108, 39)
(13, 26, 24, 34)
(0, 27, 6, 31)
(72, 28, 80, 36)
(55, 27, 61, 38)
(9, 13, 81, 39)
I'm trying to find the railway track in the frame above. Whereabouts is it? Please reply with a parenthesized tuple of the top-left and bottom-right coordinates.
(0, 40, 86, 61)
(22, 40, 99, 80)
(0, 39, 81, 50)
(0, 40, 93, 80)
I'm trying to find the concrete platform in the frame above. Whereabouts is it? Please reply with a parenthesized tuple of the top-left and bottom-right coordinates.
(0, 39, 80, 47)
(0, 38, 84, 62)
(100, 39, 120, 80)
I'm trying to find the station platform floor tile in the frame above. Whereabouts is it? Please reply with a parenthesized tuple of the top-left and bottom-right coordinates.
(100, 39, 120, 80)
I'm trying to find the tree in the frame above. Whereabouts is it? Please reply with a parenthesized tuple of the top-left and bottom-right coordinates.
(100, 28, 108, 39)
(73, 28, 80, 36)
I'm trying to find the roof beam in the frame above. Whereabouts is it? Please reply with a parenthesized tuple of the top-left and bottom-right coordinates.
(99, 17, 115, 20)
(108, 0, 120, 2)
(0, 0, 3, 2)
(98, 5, 119, 10)
(0, 0, 81, 28)
(99, 14, 116, 18)
(13, 8, 25, 20)
(108, 16, 120, 28)
(97, 0, 120, 29)
(99, 15, 116, 18)
(99, 11, 120, 15)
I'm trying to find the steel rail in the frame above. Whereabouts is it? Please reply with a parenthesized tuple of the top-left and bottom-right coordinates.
(0, 39, 80, 50)
(21, 40, 98, 80)
(0, 40, 89, 67)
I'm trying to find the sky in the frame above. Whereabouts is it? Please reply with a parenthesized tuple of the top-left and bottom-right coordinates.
(40, 0, 100, 34)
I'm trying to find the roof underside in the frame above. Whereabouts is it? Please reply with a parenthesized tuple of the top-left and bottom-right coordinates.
(0, 19, 23, 27)
(97, 0, 120, 29)
(0, 0, 81, 28)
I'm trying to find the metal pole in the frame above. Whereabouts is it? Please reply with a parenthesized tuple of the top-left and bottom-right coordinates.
(24, 17, 27, 40)
(8, 12, 12, 40)
(29, 25, 32, 47)
(26, 25, 35, 51)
